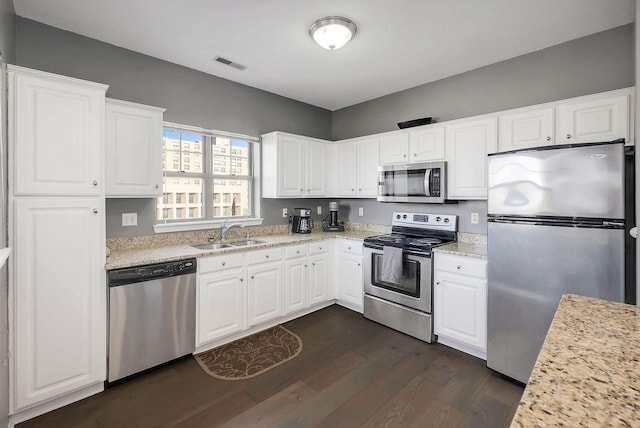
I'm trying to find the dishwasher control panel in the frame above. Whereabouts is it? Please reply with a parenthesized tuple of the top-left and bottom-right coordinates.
(108, 259, 197, 286)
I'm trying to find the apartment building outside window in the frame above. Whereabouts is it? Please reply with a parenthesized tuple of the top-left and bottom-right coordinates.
(156, 125, 256, 224)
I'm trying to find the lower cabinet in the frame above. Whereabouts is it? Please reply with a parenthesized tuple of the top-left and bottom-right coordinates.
(434, 253, 487, 359)
(197, 268, 246, 345)
(335, 239, 364, 311)
(247, 261, 284, 326)
(309, 251, 330, 305)
(12, 198, 105, 412)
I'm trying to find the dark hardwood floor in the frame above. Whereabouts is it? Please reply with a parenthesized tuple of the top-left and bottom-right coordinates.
(19, 305, 524, 428)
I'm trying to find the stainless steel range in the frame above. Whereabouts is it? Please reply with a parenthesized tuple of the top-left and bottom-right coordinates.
(363, 212, 457, 342)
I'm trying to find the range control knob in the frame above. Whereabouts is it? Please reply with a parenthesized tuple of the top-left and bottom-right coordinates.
(396, 214, 401, 219)
(402, 214, 407, 219)
(436, 216, 442, 222)
(444, 218, 450, 223)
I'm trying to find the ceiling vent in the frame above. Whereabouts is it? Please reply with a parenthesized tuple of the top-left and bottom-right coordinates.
(214, 56, 246, 70)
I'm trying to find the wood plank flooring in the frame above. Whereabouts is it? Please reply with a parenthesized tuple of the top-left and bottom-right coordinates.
(18, 305, 524, 428)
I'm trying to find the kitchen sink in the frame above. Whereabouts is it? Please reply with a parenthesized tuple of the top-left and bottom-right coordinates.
(229, 239, 266, 247)
(192, 243, 234, 250)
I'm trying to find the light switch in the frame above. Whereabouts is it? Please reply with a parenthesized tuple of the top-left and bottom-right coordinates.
(471, 213, 479, 224)
(317, 206, 322, 215)
(282, 208, 288, 218)
(122, 213, 138, 226)
(359, 207, 364, 216)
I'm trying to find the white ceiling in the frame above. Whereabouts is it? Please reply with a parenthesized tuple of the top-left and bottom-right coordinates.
(14, 0, 635, 111)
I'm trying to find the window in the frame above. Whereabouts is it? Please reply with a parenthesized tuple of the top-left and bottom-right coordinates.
(156, 124, 258, 225)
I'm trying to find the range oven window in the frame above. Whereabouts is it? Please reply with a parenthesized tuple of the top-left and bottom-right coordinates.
(371, 253, 421, 297)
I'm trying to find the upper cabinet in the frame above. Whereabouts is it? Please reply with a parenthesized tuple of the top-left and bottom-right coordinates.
(498, 107, 554, 152)
(445, 117, 497, 200)
(105, 99, 165, 197)
(9, 66, 107, 196)
(379, 132, 410, 164)
(336, 136, 380, 197)
(261, 132, 328, 198)
(555, 93, 629, 145)
(379, 125, 445, 165)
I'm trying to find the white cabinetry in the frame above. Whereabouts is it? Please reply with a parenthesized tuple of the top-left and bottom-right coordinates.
(499, 108, 554, 152)
(261, 132, 328, 198)
(284, 245, 308, 314)
(445, 117, 497, 200)
(335, 239, 363, 312)
(10, 66, 105, 196)
(434, 253, 487, 359)
(247, 248, 284, 326)
(308, 241, 332, 305)
(8, 66, 108, 418)
(336, 136, 380, 197)
(555, 94, 629, 144)
(379, 131, 409, 164)
(197, 253, 246, 346)
(105, 99, 165, 197)
(409, 126, 445, 161)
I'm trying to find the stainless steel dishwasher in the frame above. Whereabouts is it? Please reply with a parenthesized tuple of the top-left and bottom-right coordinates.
(107, 258, 197, 383)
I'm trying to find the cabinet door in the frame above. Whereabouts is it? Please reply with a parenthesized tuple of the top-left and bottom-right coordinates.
(105, 100, 164, 197)
(277, 135, 305, 197)
(336, 254, 363, 310)
(336, 141, 357, 196)
(498, 108, 554, 152)
(556, 94, 629, 144)
(284, 257, 308, 314)
(356, 137, 380, 197)
(409, 126, 445, 161)
(197, 269, 246, 345)
(13, 198, 105, 411)
(434, 271, 487, 351)
(305, 140, 326, 196)
(247, 262, 283, 326)
(11, 70, 106, 196)
(379, 132, 410, 164)
(309, 252, 330, 306)
(445, 117, 497, 199)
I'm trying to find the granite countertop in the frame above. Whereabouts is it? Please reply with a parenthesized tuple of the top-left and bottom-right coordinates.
(433, 241, 487, 259)
(106, 230, 372, 270)
(510, 294, 640, 427)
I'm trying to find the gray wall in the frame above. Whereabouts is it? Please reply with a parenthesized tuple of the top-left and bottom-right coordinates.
(332, 24, 634, 140)
(15, 18, 332, 239)
(0, 0, 14, 426)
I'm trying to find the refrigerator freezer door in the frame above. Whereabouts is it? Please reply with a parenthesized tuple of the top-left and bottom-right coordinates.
(488, 143, 624, 219)
(487, 221, 624, 383)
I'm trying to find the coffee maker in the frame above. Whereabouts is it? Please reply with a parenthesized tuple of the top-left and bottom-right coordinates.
(322, 201, 345, 232)
(292, 208, 314, 234)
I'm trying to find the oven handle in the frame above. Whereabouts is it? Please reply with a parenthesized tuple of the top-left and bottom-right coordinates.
(424, 168, 432, 197)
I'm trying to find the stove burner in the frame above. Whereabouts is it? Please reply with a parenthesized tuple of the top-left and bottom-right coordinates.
(409, 238, 443, 247)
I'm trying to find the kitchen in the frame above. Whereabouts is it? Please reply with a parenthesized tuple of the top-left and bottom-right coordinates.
(0, 1, 639, 427)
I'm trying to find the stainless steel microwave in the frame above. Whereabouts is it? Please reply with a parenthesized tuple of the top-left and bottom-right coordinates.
(377, 161, 447, 203)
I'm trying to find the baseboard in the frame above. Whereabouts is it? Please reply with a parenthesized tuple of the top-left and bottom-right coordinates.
(335, 300, 363, 314)
(436, 335, 487, 360)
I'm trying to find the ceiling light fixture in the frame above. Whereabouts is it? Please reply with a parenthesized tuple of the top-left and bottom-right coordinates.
(309, 16, 357, 50)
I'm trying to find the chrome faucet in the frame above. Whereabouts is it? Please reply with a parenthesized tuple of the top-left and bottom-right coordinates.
(221, 221, 245, 240)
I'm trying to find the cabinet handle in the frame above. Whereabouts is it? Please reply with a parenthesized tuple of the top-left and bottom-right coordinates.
(222, 261, 226, 266)
(251, 275, 255, 279)
(155, 184, 159, 188)
(348, 246, 352, 250)
(357, 263, 361, 267)
(92, 180, 98, 186)
(296, 250, 300, 254)
(566, 134, 572, 139)
(312, 262, 316, 266)
(304, 264, 308, 268)
(266, 255, 270, 259)
(413, 153, 417, 157)
(456, 265, 461, 270)
(358, 188, 362, 192)
(436, 281, 440, 285)
(546, 136, 551, 141)
(351, 188, 355, 192)
(319, 247, 322, 250)
(300, 188, 303, 191)
(240, 278, 244, 282)
(402, 154, 407, 158)
(92, 208, 98, 214)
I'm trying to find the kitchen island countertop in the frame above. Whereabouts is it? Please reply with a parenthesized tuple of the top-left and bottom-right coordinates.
(106, 230, 372, 270)
(510, 294, 640, 427)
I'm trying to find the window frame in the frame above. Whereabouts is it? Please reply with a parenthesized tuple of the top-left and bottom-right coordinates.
(154, 121, 263, 234)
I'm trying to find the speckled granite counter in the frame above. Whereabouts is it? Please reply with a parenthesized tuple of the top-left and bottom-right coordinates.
(106, 230, 375, 270)
(433, 233, 487, 259)
(510, 294, 640, 427)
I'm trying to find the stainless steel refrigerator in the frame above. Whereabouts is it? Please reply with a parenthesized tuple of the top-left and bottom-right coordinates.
(487, 140, 630, 384)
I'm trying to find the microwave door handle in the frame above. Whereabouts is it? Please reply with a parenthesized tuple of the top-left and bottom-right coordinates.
(424, 168, 432, 196)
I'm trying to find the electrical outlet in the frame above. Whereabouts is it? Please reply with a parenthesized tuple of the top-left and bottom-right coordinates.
(471, 212, 479, 224)
(317, 206, 322, 215)
(122, 213, 137, 227)
(282, 208, 288, 218)
(359, 207, 364, 216)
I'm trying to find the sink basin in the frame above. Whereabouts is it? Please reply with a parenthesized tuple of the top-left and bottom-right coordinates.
(229, 239, 266, 247)
(192, 243, 233, 250)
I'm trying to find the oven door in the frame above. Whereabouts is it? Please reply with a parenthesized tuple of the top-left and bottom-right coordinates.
(363, 247, 432, 313)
